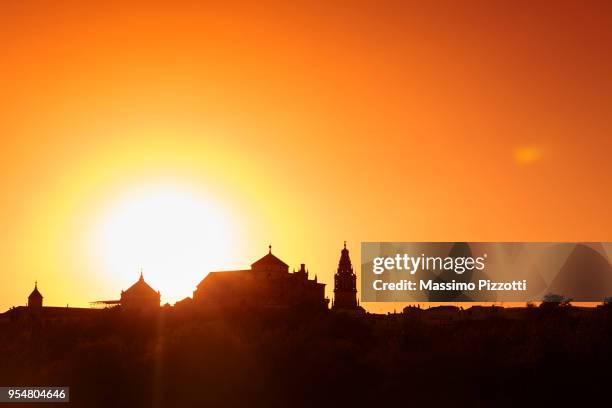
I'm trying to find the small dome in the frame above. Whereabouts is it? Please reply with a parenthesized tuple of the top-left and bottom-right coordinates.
(123, 273, 159, 297)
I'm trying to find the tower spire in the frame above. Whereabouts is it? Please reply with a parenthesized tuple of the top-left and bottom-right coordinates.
(333, 242, 358, 310)
(269, 244, 272, 254)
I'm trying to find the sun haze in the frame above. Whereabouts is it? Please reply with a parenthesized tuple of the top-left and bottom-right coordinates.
(1, 0, 611, 311)
(87, 183, 238, 304)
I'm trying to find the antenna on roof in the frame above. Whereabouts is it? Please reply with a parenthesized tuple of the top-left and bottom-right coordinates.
(269, 244, 272, 254)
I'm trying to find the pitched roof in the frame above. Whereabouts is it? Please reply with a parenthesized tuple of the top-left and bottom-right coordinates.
(251, 252, 288, 269)
(196, 269, 251, 289)
(199, 270, 255, 289)
(123, 274, 159, 297)
(28, 284, 43, 300)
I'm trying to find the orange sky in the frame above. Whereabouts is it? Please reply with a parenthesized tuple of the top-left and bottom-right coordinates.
(1, 0, 611, 312)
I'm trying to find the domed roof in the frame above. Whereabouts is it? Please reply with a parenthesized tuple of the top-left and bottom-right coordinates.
(251, 246, 288, 270)
(338, 242, 352, 270)
(123, 273, 159, 297)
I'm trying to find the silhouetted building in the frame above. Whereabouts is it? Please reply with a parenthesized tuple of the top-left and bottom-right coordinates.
(0, 283, 101, 323)
(332, 243, 364, 313)
(120, 272, 161, 311)
(193, 246, 329, 311)
(28, 282, 43, 308)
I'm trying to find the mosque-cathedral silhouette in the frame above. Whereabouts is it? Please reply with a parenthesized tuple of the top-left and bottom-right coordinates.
(3, 243, 365, 320)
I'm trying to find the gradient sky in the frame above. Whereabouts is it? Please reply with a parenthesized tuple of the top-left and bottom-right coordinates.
(1, 0, 611, 312)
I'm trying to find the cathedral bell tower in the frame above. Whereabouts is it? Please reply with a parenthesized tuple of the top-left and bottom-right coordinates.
(333, 242, 358, 310)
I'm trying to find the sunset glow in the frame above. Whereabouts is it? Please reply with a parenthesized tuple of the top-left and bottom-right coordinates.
(3, 3, 612, 406)
(88, 184, 237, 304)
(1, 0, 611, 312)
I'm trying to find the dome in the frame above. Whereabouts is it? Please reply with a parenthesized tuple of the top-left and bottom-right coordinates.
(251, 246, 289, 272)
(122, 273, 159, 298)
